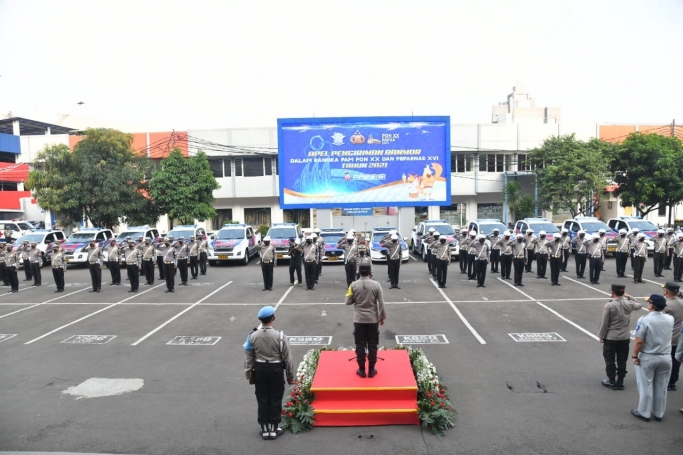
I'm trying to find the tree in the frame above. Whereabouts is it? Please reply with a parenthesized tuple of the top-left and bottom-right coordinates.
(528, 134, 614, 217)
(25, 129, 158, 229)
(149, 149, 220, 224)
(609, 133, 683, 219)
(502, 180, 522, 221)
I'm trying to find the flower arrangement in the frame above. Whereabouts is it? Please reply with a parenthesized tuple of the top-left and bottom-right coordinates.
(282, 345, 456, 435)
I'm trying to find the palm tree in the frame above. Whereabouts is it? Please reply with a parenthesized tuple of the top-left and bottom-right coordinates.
(503, 181, 522, 221)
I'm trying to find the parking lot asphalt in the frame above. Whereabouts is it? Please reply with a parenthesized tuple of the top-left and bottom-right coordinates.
(0, 255, 681, 455)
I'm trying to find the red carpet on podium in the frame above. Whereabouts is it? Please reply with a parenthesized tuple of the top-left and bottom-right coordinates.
(310, 350, 419, 426)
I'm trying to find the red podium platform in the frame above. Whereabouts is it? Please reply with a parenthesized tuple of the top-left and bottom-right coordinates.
(310, 350, 419, 426)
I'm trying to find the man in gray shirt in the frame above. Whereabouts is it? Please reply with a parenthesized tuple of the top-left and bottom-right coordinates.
(598, 284, 642, 390)
(631, 294, 674, 422)
(346, 263, 386, 379)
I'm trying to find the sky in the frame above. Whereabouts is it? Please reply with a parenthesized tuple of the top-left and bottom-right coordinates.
(0, 0, 681, 132)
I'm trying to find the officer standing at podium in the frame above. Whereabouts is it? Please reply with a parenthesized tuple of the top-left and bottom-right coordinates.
(257, 236, 277, 291)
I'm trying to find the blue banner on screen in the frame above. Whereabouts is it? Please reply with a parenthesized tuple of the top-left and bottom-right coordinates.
(342, 208, 373, 216)
(277, 116, 451, 209)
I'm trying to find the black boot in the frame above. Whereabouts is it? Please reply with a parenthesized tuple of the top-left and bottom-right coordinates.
(356, 360, 366, 378)
(260, 424, 269, 440)
(616, 377, 624, 390)
(368, 361, 377, 378)
(602, 378, 617, 390)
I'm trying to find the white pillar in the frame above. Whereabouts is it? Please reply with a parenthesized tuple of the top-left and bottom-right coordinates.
(12, 120, 20, 135)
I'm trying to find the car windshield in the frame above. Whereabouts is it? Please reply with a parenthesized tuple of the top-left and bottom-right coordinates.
(268, 227, 297, 238)
(478, 223, 507, 235)
(217, 229, 245, 240)
(18, 223, 33, 230)
(627, 221, 658, 231)
(167, 230, 194, 240)
(321, 233, 344, 243)
(427, 224, 455, 236)
(580, 221, 610, 231)
(117, 231, 145, 240)
(372, 232, 403, 242)
(67, 233, 96, 241)
(14, 234, 45, 244)
(529, 222, 559, 233)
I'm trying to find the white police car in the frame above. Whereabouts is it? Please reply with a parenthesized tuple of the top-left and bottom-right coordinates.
(61, 228, 114, 265)
(265, 223, 304, 260)
(319, 228, 346, 263)
(208, 223, 260, 266)
(13, 229, 66, 266)
(369, 227, 410, 262)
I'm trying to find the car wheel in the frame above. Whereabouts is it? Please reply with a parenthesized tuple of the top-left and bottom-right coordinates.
(242, 252, 249, 266)
(410, 240, 414, 252)
(209, 260, 217, 266)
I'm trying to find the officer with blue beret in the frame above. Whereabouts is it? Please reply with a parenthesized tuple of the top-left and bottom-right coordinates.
(244, 306, 295, 440)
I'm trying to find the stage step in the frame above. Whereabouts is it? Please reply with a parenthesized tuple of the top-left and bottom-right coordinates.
(310, 350, 419, 426)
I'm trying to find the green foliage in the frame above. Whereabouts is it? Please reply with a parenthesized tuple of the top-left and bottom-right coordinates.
(516, 195, 537, 220)
(609, 133, 683, 216)
(25, 129, 158, 229)
(258, 224, 269, 237)
(528, 135, 615, 217)
(149, 149, 220, 224)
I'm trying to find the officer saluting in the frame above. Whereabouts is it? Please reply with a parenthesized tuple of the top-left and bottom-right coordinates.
(105, 239, 121, 286)
(82, 240, 103, 293)
(188, 236, 199, 280)
(51, 244, 67, 293)
(587, 234, 605, 285)
(5, 244, 19, 293)
(559, 228, 571, 272)
(123, 240, 142, 292)
(244, 306, 295, 440)
(598, 284, 642, 390)
(302, 235, 319, 290)
(573, 230, 588, 279)
(673, 233, 683, 282)
(257, 236, 277, 291)
(338, 233, 358, 287)
(430, 232, 451, 288)
(198, 235, 209, 276)
(632, 233, 648, 283)
(28, 242, 42, 286)
(547, 234, 563, 286)
(176, 237, 190, 286)
(346, 263, 386, 378)
(140, 238, 156, 285)
(499, 230, 513, 280)
(615, 229, 630, 278)
(473, 234, 490, 288)
(157, 238, 177, 293)
(489, 228, 501, 273)
(382, 233, 402, 289)
(510, 234, 527, 286)
(19, 240, 32, 282)
(631, 294, 674, 422)
(355, 244, 372, 280)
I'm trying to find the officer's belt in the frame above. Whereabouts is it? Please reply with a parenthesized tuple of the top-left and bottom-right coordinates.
(89, 261, 98, 264)
(306, 260, 315, 262)
(255, 359, 283, 363)
(52, 266, 63, 269)
(190, 254, 198, 257)
(144, 258, 152, 261)
(263, 260, 271, 264)
(164, 261, 175, 264)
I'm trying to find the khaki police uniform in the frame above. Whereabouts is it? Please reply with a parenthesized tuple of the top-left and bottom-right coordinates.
(588, 240, 605, 284)
(141, 241, 156, 285)
(82, 244, 103, 292)
(615, 234, 631, 278)
(157, 243, 177, 292)
(176, 240, 190, 285)
(0, 247, 8, 286)
(673, 238, 683, 282)
(598, 293, 642, 388)
(257, 242, 277, 291)
(489, 233, 501, 273)
(198, 238, 209, 275)
(510, 238, 527, 286)
(532, 237, 550, 279)
(663, 290, 683, 389)
(345, 274, 386, 376)
(20, 243, 32, 281)
(632, 240, 648, 283)
(51, 248, 67, 292)
(187, 239, 199, 280)
(301, 241, 319, 290)
(559, 233, 571, 271)
(573, 236, 589, 278)
(653, 235, 668, 277)
(430, 240, 451, 288)
(338, 239, 359, 287)
(28, 246, 42, 286)
(105, 242, 122, 285)
(525, 233, 537, 272)
(472, 240, 490, 287)
(381, 239, 403, 289)
(499, 236, 513, 279)
(123, 244, 142, 292)
(5, 246, 19, 292)
(547, 239, 563, 285)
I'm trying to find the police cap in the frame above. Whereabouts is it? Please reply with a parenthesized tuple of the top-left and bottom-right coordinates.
(645, 294, 667, 310)
(358, 263, 371, 274)
(663, 282, 680, 293)
(257, 306, 275, 319)
(611, 284, 625, 293)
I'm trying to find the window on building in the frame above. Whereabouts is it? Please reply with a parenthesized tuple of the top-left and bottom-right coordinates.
(518, 154, 528, 171)
(208, 159, 223, 178)
(265, 157, 274, 176)
(244, 208, 271, 228)
(658, 202, 667, 217)
(477, 203, 503, 220)
(451, 154, 472, 173)
(243, 158, 264, 177)
(480, 154, 505, 172)
(211, 209, 234, 230)
(283, 209, 310, 227)
(440, 203, 467, 227)
(234, 159, 243, 177)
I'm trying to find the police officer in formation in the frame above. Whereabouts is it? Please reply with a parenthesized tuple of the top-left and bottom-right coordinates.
(5, 243, 18, 293)
(429, 232, 441, 280)
(257, 236, 277, 291)
(382, 232, 402, 289)
(244, 305, 295, 440)
(573, 230, 588, 279)
(198, 235, 209, 275)
(662, 282, 683, 391)
(472, 234, 490, 287)
(287, 237, 303, 287)
(424, 227, 436, 275)
(499, 230, 513, 280)
(338, 233, 358, 287)
(123, 240, 141, 292)
(559, 227, 571, 272)
(430, 232, 451, 288)
(0, 244, 7, 287)
(665, 227, 675, 270)
(300, 235, 318, 290)
(82, 240, 103, 293)
(673, 233, 683, 282)
(532, 230, 550, 279)
(51, 244, 67, 293)
(524, 229, 536, 273)
(598, 284, 642, 390)
(19, 240, 32, 282)
(466, 231, 477, 279)
(156, 238, 166, 281)
(176, 237, 191, 286)
(547, 234, 563, 286)
(458, 230, 469, 275)
(141, 237, 156, 285)
(489, 228, 501, 273)
(653, 229, 668, 278)
(157, 237, 178, 293)
(510, 234, 527, 286)
(627, 228, 640, 269)
(346, 263, 386, 379)
(587, 234, 605, 285)
(598, 229, 608, 271)
(614, 229, 630, 278)
(631, 294, 673, 422)
(105, 239, 122, 286)
(355, 244, 372, 280)
(314, 228, 324, 282)
(28, 242, 42, 286)
(187, 235, 200, 280)
(632, 233, 648, 284)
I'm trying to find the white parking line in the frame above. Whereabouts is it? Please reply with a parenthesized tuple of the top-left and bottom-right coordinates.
(561, 276, 611, 296)
(625, 274, 663, 286)
(429, 279, 486, 345)
(0, 286, 92, 320)
(497, 277, 599, 341)
(23, 284, 165, 345)
(131, 281, 233, 346)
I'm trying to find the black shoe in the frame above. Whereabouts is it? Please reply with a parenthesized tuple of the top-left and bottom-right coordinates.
(36, 284, 41, 286)
(89, 289, 96, 293)
(128, 289, 135, 292)
(269, 288, 273, 291)
(551, 283, 556, 286)
(170, 289, 174, 293)
(639, 280, 644, 283)
(594, 281, 600, 285)
(356, 369, 366, 378)
(631, 409, 650, 422)
(368, 368, 377, 378)
(262, 288, 268, 291)
(602, 379, 617, 390)
(395, 286, 401, 289)
(556, 283, 561, 286)
(96, 289, 100, 293)
(518, 284, 524, 286)
(653, 416, 662, 422)
(476, 284, 482, 287)
(54, 290, 60, 293)
(165, 290, 170, 293)
(260, 425, 269, 440)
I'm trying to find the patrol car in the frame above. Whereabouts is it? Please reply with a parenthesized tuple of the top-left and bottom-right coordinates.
(207, 223, 260, 266)
(13, 229, 66, 265)
(116, 225, 160, 243)
(413, 219, 459, 261)
(369, 227, 410, 263)
(0, 220, 35, 243)
(607, 216, 657, 253)
(319, 228, 346, 263)
(166, 225, 207, 243)
(562, 216, 618, 253)
(61, 228, 115, 265)
(514, 217, 560, 237)
(265, 223, 304, 260)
